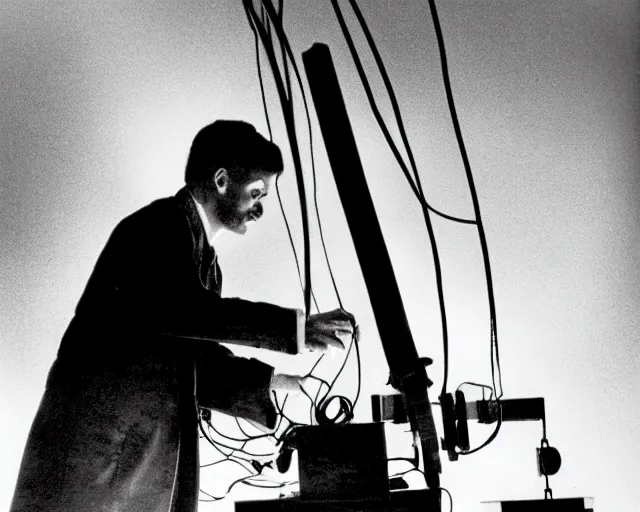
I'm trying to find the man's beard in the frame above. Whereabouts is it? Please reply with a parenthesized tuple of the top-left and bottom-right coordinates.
(216, 192, 248, 231)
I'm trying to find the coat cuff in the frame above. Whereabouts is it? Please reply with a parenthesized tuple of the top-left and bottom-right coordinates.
(295, 308, 305, 353)
(196, 353, 278, 430)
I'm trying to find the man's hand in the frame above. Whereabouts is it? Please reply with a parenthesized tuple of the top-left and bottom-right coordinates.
(270, 373, 309, 393)
(305, 308, 356, 352)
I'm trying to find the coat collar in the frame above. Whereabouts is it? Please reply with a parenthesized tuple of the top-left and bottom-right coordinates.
(174, 187, 221, 292)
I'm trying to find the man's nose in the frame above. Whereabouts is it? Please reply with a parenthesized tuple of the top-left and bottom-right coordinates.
(254, 203, 263, 218)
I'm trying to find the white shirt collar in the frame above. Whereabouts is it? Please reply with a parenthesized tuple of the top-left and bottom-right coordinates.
(187, 189, 216, 247)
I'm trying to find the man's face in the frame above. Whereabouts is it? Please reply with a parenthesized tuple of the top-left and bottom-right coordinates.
(216, 170, 275, 235)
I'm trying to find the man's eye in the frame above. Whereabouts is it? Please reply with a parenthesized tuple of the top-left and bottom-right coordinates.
(252, 191, 262, 199)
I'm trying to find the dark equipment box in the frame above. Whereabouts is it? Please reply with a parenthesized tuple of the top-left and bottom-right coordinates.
(291, 423, 389, 500)
(236, 489, 440, 512)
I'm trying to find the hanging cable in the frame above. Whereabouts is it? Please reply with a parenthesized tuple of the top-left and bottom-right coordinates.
(244, 0, 312, 316)
(456, 381, 494, 400)
(459, 408, 502, 455)
(198, 473, 255, 502)
(252, 1, 317, 311)
(277, 0, 292, 103)
(330, 1, 474, 227)
(249, 0, 362, 427)
(252, 0, 340, 316)
(200, 458, 247, 470)
(300, 325, 362, 425)
(204, 421, 274, 459)
(261, 0, 344, 309)
(441, 487, 454, 512)
(426, 0, 503, 399)
(275, 175, 321, 311)
(332, 0, 505, 404)
(251, 6, 354, 427)
(254, 14, 273, 142)
(346, 0, 475, 226)
(330, 0, 452, 400)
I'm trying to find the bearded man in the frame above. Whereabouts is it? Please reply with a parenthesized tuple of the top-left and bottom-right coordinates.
(10, 120, 354, 512)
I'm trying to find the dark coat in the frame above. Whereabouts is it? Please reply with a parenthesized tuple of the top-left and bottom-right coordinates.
(10, 187, 300, 512)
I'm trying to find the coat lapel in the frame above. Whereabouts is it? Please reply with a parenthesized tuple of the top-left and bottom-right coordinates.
(174, 187, 222, 293)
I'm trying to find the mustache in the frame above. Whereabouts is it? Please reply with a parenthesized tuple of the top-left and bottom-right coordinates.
(250, 204, 263, 219)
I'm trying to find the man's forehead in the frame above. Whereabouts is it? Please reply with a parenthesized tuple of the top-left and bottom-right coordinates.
(246, 172, 275, 189)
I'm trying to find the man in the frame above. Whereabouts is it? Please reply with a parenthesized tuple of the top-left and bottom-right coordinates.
(10, 120, 355, 512)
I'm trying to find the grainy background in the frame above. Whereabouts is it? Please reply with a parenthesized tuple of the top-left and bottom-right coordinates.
(1, 1, 638, 511)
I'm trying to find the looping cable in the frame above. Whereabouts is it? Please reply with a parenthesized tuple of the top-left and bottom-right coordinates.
(315, 394, 354, 425)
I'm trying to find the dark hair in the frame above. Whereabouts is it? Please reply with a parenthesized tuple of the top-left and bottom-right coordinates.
(184, 120, 283, 185)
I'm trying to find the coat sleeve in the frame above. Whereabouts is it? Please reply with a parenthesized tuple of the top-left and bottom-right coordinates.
(195, 344, 278, 429)
(66, 201, 298, 428)
(75, 202, 303, 355)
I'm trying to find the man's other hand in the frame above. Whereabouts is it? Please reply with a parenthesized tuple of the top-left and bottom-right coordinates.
(270, 373, 309, 393)
(305, 308, 356, 352)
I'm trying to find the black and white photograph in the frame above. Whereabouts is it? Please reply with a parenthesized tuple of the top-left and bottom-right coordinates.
(1, 1, 638, 511)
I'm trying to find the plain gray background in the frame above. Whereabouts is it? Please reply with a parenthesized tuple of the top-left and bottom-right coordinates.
(1, 1, 638, 511)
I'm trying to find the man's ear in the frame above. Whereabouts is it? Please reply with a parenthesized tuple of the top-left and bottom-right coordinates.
(213, 167, 229, 194)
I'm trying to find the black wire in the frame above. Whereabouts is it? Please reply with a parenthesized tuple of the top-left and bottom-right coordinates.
(244, 0, 312, 316)
(199, 421, 256, 472)
(456, 381, 494, 400)
(330, 1, 474, 226)
(205, 421, 275, 458)
(198, 473, 255, 502)
(408, 471, 453, 511)
(297, 373, 332, 424)
(272, 0, 309, 307)
(293, 329, 359, 426)
(255, 2, 361, 423)
(255, 0, 336, 318)
(310, 354, 328, 418)
(426, 0, 503, 399)
(347, 0, 474, 229)
(235, 417, 255, 439)
(206, 418, 254, 443)
(261, 0, 345, 312)
(200, 474, 297, 503)
(252, 2, 319, 311)
(305, 372, 331, 390)
(312, 327, 361, 424)
(234, 412, 288, 443)
(330, 0, 452, 401)
(352, 326, 362, 408)
(328, 330, 356, 391)
(311, 159, 344, 312)
(251, 0, 362, 429)
(200, 457, 247, 471)
(459, 410, 502, 455)
(261, 4, 270, 41)
(298, 382, 320, 424)
(348, 0, 426, 198)
(275, 175, 320, 311)
(314, 329, 357, 409)
(387, 457, 417, 463)
(272, 390, 304, 428)
(277, 0, 291, 101)
(257, 0, 315, 317)
(318, 395, 354, 425)
(391, 466, 425, 479)
(254, 19, 273, 142)
(242, 480, 297, 489)
(441, 486, 454, 512)
(328, 0, 420, 201)
(335, 0, 506, 405)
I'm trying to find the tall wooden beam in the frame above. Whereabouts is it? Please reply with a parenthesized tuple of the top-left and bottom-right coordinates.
(302, 43, 442, 492)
